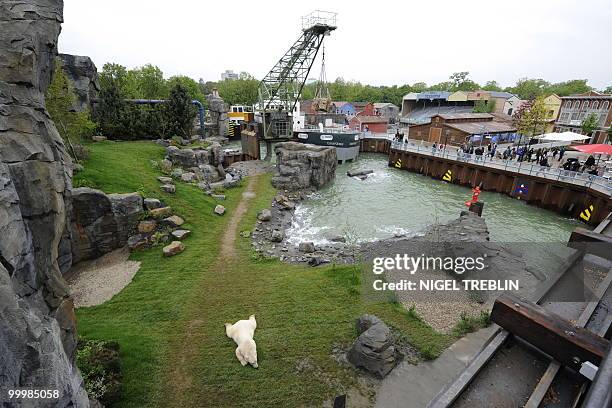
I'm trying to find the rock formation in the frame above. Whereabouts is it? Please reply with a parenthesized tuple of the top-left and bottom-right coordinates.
(271, 142, 338, 191)
(347, 315, 399, 378)
(205, 88, 229, 137)
(70, 188, 144, 264)
(0, 0, 89, 405)
(58, 53, 100, 112)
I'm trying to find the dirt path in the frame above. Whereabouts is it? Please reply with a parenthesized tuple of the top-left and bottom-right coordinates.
(218, 178, 256, 260)
(161, 177, 257, 407)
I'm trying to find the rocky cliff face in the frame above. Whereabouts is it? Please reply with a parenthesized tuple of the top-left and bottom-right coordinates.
(272, 142, 338, 191)
(58, 53, 100, 112)
(0, 0, 89, 405)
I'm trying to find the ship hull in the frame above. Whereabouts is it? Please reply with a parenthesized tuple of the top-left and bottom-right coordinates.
(294, 130, 361, 163)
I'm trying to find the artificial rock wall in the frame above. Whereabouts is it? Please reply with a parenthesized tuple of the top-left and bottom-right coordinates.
(271, 142, 338, 190)
(0, 0, 89, 405)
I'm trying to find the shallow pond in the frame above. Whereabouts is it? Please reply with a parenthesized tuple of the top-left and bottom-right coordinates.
(287, 153, 580, 245)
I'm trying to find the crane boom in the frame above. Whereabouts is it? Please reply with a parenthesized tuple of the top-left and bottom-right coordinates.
(257, 11, 337, 140)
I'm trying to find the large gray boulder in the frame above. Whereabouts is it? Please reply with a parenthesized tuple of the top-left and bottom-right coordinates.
(70, 188, 144, 264)
(347, 315, 399, 378)
(272, 142, 337, 191)
(58, 53, 100, 112)
(206, 88, 229, 136)
(0, 0, 89, 405)
(166, 146, 197, 168)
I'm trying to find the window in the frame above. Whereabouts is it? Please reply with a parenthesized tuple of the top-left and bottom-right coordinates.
(275, 121, 288, 136)
(592, 101, 599, 109)
(507, 108, 513, 115)
(602, 101, 609, 110)
(582, 101, 589, 109)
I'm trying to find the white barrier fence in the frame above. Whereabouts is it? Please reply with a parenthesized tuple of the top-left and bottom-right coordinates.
(389, 141, 612, 196)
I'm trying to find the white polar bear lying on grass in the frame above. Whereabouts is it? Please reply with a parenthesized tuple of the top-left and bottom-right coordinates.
(225, 315, 258, 368)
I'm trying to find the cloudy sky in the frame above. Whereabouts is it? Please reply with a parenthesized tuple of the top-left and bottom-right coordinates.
(60, 0, 611, 90)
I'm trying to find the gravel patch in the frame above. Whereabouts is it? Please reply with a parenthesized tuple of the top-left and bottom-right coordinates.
(66, 247, 141, 308)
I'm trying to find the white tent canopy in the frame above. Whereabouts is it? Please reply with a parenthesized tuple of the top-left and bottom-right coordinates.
(535, 131, 591, 142)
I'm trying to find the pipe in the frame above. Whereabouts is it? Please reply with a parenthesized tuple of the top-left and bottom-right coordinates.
(191, 100, 206, 137)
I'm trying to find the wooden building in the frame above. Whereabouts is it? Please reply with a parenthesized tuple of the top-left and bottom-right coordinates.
(408, 113, 516, 146)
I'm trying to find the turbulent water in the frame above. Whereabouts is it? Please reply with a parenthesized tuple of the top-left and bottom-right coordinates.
(287, 153, 580, 245)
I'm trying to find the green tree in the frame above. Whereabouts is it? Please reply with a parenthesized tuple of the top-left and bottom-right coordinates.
(483, 80, 502, 91)
(581, 112, 599, 137)
(99, 63, 138, 98)
(449, 71, 480, 91)
(167, 75, 205, 103)
(513, 96, 548, 138)
(95, 76, 127, 138)
(164, 83, 196, 138)
(473, 99, 496, 113)
(216, 75, 259, 106)
(506, 78, 550, 100)
(547, 79, 591, 97)
(135, 64, 168, 99)
(605, 85, 612, 94)
(46, 59, 96, 160)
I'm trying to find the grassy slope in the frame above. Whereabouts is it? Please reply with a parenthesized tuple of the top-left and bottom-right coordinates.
(74, 141, 451, 407)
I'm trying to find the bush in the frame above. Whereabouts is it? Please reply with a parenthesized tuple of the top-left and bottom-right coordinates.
(76, 339, 122, 406)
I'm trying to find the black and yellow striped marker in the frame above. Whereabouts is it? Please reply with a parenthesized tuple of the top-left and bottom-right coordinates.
(228, 125, 235, 137)
(395, 158, 402, 168)
(579, 205, 594, 222)
(442, 169, 452, 182)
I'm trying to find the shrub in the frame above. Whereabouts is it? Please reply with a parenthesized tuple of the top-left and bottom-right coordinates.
(76, 339, 122, 406)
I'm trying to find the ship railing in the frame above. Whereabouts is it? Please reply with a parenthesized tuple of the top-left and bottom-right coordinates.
(298, 126, 358, 134)
(390, 141, 612, 196)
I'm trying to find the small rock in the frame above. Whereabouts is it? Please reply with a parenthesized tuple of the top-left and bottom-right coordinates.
(298, 241, 315, 253)
(163, 241, 185, 257)
(356, 315, 384, 335)
(181, 172, 195, 183)
(197, 181, 210, 191)
(138, 220, 157, 233)
(171, 229, 191, 240)
(214, 205, 226, 215)
(163, 215, 184, 228)
(347, 315, 399, 378)
(157, 176, 173, 184)
(271, 229, 284, 242)
(149, 206, 172, 219)
(258, 209, 272, 222)
(223, 178, 241, 189)
(92, 135, 107, 142)
(127, 234, 149, 251)
(160, 159, 172, 173)
(211, 194, 226, 200)
(308, 256, 329, 266)
(144, 197, 163, 210)
(171, 168, 183, 179)
(161, 184, 176, 194)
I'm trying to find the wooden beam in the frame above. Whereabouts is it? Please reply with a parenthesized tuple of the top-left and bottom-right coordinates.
(491, 293, 610, 372)
(568, 227, 612, 261)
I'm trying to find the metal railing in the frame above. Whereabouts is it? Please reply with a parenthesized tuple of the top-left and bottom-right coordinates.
(301, 10, 337, 30)
(390, 141, 612, 196)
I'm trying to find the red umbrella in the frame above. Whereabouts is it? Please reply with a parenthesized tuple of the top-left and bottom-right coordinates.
(570, 144, 612, 155)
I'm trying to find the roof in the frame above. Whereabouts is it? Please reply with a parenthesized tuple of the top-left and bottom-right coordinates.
(489, 91, 515, 99)
(352, 115, 388, 123)
(561, 92, 612, 100)
(374, 102, 398, 109)
(333, 101, 353, 108)
(417, 91, 451, 101)
(445, 121, 517, 135)
(352, 101, 372, 109)
(436, 113, 493, 120)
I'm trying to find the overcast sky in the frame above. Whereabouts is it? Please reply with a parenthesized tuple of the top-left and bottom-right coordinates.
(60, 0, 611, 90)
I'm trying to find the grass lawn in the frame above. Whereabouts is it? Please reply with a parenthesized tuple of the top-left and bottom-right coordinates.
(74, 140, 453, 407)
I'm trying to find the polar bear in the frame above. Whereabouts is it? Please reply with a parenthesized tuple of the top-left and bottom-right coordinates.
(225, 315, 258, 368)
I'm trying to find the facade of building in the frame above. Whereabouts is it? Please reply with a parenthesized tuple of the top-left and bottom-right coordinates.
(349, 115, 388, 133)
(221, 70, 239, 81)
(352, 102, 375, 116)
(408, 113, 517, 146)
(332, 101, 356, 116)
(543, 94, 562, 133)
(373, 102, 400, 123)
(554, 91, 612, 144)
